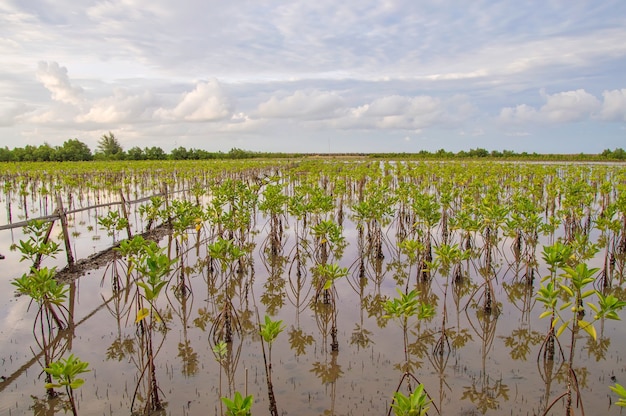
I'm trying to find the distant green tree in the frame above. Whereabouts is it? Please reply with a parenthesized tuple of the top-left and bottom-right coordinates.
(144, 146, 166, 160)
(435, 148, 452, 158)
(126, 146, 145, 160)
(602, 148, 626, 160)
(0, 146, 11, 162)
(468, 147, 489, 157)
(95, 132, 124, 160)
(228, 147, 256, 159)
(191, 148, 218, 159)
(34, 143, 56, 161)
(170, 146, 190, 160)
(57, 139, 92, 161)
(21, 145, 38, 161)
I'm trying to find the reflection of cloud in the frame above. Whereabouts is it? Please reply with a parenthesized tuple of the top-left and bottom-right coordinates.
(0, 257, 33, 340)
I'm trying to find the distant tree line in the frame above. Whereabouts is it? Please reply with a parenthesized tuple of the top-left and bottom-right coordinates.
(371, 147, 626, 161)
(0, 133, 299, 162)
(0, 133, 624, 162)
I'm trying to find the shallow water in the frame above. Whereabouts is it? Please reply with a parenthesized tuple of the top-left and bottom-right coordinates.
(1, 162, 625, 416)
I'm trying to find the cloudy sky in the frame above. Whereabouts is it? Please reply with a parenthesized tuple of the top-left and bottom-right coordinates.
(2, 1, 625, 154)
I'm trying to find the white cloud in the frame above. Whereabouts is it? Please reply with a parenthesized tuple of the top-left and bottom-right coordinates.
(77, 88, 156, 123)
(36, 61, 84, 105)
(256, 90, 345, 119)
(539, 89, 600, 123)
(335, 94, 472, 131)
(1, 2, 626, 153)
(599, 89, 626, 121)
(499, 89, 601, 124)
(499, 104, 538, 123)
(155, 79, 232, 122)
(0, 103, 30, 126)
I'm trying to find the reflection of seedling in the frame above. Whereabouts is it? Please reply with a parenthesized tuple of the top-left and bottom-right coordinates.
(221, 391, 253, 416)
(44, 354, 89, 416)
(288, 327, 314, 356)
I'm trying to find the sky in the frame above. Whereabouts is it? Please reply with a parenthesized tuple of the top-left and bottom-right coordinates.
(1, 0, 626, 154)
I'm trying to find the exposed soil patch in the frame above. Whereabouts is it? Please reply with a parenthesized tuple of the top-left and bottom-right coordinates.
(54, 225, 171, 283)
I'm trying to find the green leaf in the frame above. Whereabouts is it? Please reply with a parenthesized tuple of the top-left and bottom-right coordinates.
(136, 307, 150, 323)
(539, 310, 552, 319)
(581, 289, 596, 299)
(587, 302, 599, 313)
(578, 320, 597, 341)
(70, 378, 85, 389)
(560, 284, 574, 297)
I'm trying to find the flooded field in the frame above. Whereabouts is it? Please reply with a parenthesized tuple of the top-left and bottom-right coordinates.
(1, 160, 625, 415)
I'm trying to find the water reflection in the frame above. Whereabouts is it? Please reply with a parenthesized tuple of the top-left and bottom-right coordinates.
(2, 161, 626, 416)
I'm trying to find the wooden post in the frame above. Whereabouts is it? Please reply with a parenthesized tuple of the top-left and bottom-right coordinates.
(56, 194, 75, 268)
(162, 182, 170, 225)
(119, 190, 133, 240)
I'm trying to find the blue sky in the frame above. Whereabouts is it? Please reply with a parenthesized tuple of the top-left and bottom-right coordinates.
(1, 0, 625, 153)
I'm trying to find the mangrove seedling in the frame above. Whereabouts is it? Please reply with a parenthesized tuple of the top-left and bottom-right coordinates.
(44, 354, 89, 416)
(537, 257, 626, 415)
(390, 383, 431, 416)
(610, 383, 626, 407)
(384, 288, 435, 388)
(13, 219, 61, 269)
(97, 210, 129, 244)
(315, 262, 348, 351)
(221, 391, 254, 416)
(260, 314, 284, 416)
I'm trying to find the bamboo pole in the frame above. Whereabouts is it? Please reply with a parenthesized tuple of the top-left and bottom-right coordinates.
(56, 194, 75, 268)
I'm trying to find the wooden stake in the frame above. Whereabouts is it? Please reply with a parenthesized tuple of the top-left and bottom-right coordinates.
(56, 194, 75, 268)
(119, 189, 133, 240)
